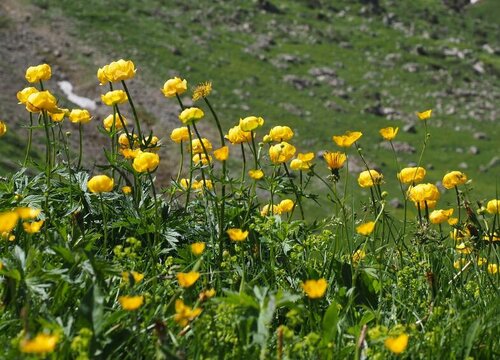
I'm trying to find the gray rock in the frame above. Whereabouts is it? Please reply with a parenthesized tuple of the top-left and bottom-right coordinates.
(402, 63, 419, 73)
(283, 75, 314, 90)
(459, 162, 468, 169)
(472, 61, 485, 74)
(403, 124, 417, 133)
(482, 44, 495, 54)
(389, 198, 403, 209)
(473, 132, 488, 140)
(323, 100, 344, 112)
(468, 146, 479, 155)
(379, 141, 416, 153)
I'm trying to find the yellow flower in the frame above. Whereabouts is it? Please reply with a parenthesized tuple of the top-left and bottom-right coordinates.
(301, 278, 327, 299)
(100, 59, 136, 83)
(87, 175, 114, 193)
(278, 199, 295, 213)
(239, 116, 264, 132)
(199, 289, 216, 301)
(179, 107, 204, 125)
(398, 167, 426, 184)
(352, 249, 366, 264)
(174, 299, 202, 327)
(69, 109, 92, 124)
(101, 90, 128, 106)
(179, 178, 190, 190)
(226, 125, 252, 144)
(248, 169, 264, 180)
(118, 133, 138, 149)
(356, 221, 376, 236)
(429, 209, 454, 224)
(379, 127, 399, 141)
(192, 179, 213, 191)
(455, 242, 472, 254)
(103, 114, 127, 131)
(448, 217, 459, 226)
(269, 142, 296, 164)
(261, 204, 280, 216)
(170, 127, 191, 143)
(384, 333, 409, 354)
(487, 264, 498, 274)
(2, 232, 16, 241)
(190, 138, 213, 154)
(122, 271, 144, 284)
(17, 87, 39, 104)
(454, 258, 468, 270)
(142, 135, 160, 151)
(290, 152, 314, 171)
(162, 77, 187, 97)
(26, 91, 59, 113)
(357, 170, 383, 188)
(265, 126, 294, 142)
(416, 109, 432, 120)
(407, 183, 440, 209)
(49, 111, 65, 122)
(0, 121, 7, 137)
(213, 146, 229, 161)
(122, 186, 132, 195)
(25, 64, 52, 83)
(133, 152, 160, 173)
(120, 148, 142, 159)
(20, 333, 58, 354)
(450, 228, 470, 241)
(0, 211, 20, 233)
(177, 271, 200, 288)
(477, 257, 488, 266)
(192, 81, 212, 101)
(332, 131, 362, 147)
(118, 295, 144, 310)
(191, 242, 206, 256)
(442, 171, 467, 189)
(23, 220, 44, 234)
(323, 151, 347, 171)
(485, 199, 499, 214)
(193, 153, 212, 166)
(227, 228, 249, 241)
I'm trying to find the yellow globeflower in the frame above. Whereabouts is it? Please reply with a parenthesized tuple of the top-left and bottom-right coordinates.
(20, 333, 58, 354)
(442, 171, 467, 189)
(199, 288, 216, 302)
(23, 220, 44, 234)
(101, 90, 128, 106)
(133, 152, 160, 173)
(49, 110, 65, 122)
(416, 109, 432, 120)
(269, 142, 296, 164)
(407, 183, 440, 209)
(278, 199, 295, 213)
(213, 146, 229, 161)
(0, 211, 20, 233)
(248, 169, 264, 180)
(379, 126, 399, 141)
(193, 153, 212, 166)
(429, 209, 454, 224)
(356, 221, 376, 236)
(261, 204, 280, 216)
(384, 333, 409, 354)
(226, 125, 252, 144)
(192, 81, 212, 101)
(239, 116, 264, 132)
(398, 167, 426, 184)
(122, 271, 144, 284)
(323, 151, 347, 171)
(332, 131, 362, 147)
(191, 242, 206, 256)
(190, 138, 213, 154)
(103, 114, 127, 131)
(69, 109, 92, 124)
(87, 175, 114, 193)
(352, 249, 366, 264)
(177, 271, 200, 288)
(357, 170, 383, 188)
(301, 278, 327, 299)
(16, 207, 41, 220)
(455, 242, 472, 254)
(118, 295, 144, 310)
(265, 126, 294, 142)
(174, 299, 202, 326)
(162, 77, 187, 97)
(0, 121, 7, 137)
(26, 91, 59, 113)
(487, 264, 498, 274)
(192, 179, 213, 191)
(170, 127, 190, 143)
(486, 199, 500, 214)
(25, 64, 52, 83)
(290, 152, 314, 171)
(227, 228, 249, 241)
(122, 186, 132, 195)
(119, 133, 138, 149)
(106, 59, 136, 82)
(179, 107, 204, 125)
(120, 148, 142, 159)
(17, 87, 39, 104)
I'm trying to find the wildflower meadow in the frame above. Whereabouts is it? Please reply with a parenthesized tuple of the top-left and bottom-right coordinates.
(0, 60, 499, 359)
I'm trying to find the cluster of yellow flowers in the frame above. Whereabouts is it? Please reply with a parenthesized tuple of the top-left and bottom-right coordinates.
(0, 207, 44, 238)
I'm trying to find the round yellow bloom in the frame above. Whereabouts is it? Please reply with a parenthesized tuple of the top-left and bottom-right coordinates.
(358, 170, 383, 188)
(120, 148, 142, 159)
(179, 107, 204, 125)
(17, 87, 38, 104)
(213, 146, 229, 161)
(105, 59, 136, 83)
(177, 271, 200, 288)
(332, 131, 362, 147)
(269, 141, 296, 164)
(101, 90, 128, 106)
(416, 109, 432, 120)
(442, 171, 467, 189)
(192, 179, 213, 191)
(248, 169, 264, 180)
(49, 110, 65, 122)
(265, 126, 294, 142)
(379, 126, 399, 141)
(162, 77, 187, 97)
(142, 135, 160, 151)
(486, 199, 500, 214)
(20, 333, 58, 354)
(0, 211, 19, 233)
(278, 199, 295, 213)
(0, 121, 6, 137)
(25, 64, 52, 83)
(323, 151, 347, 170)
(384, 333, 409, 354)
(455, 242, 472, 254)
(122, 271, 144, 284)
(16, 207, 41, 220)
(429, 209, 454, 224)
(226, 125, 252, 144)
(87, 175, 114, 193)
(487, 263, 498, 275)
(191, 242, 206, 256)
(261, 204, 280, 216)
(190, 138, 213, 155)
(69, 109, 92, 124)
(26, 91, 59, 113)
(170, 127, 190, 143)
(193, 153, 212, 166)
(133, 152, 160, 173)
(290, 152, 314, 171)
(103, 114, 127, 131)
(408, 183, 440, 209)
(118, 295, 144, 310)
(174, 299, 202, 327)
(122, 186, 132, 195)
(398, 167, 426, 184)
(199, 288, 216, 301)
(239, 116, 264, 132)
(23, 220, 44, 234)
(118, 133, 138, 149)
(301, 278, 327, 299)
(356, 221, 376, 236)
(227, 228, 249, 241)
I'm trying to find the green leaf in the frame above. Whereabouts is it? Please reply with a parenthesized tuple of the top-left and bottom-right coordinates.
(322, 301, 339, 343)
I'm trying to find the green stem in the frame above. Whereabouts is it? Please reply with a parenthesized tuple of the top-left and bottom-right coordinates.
(77, 122, 83, 168)
(283, 163, 304, 220)
(23, 112, 34, 167)
(121, 80, 143, 141)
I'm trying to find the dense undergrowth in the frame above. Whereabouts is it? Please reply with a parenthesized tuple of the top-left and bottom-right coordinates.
(0, 61, 499, 359)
